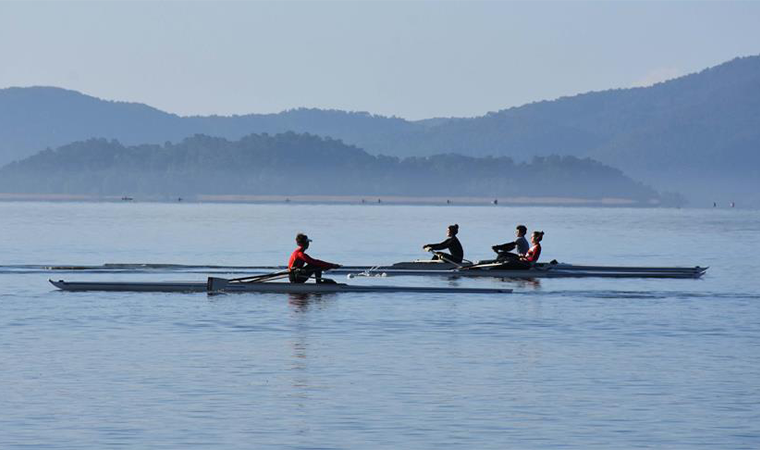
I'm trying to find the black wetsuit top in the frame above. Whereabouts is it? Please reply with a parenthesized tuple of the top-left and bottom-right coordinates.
(426, 236, 464, 263)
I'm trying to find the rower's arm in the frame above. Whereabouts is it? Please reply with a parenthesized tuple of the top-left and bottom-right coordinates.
(300, 252, 339, 269)
(425, 238, 452, 251)
(492, 241, 516, 252)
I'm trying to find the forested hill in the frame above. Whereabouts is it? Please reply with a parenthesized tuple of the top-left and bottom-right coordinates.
(0, 133, 668, 204)
(0, 86, 415, 167)
(2, 55, 758, 204)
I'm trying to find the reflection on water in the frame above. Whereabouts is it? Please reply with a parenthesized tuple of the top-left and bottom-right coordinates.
(508, 278, 542, 289)
(288, 293, 334, 313)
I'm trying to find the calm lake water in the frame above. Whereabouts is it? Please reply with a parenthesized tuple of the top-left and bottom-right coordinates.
(1, 201, 759, 449)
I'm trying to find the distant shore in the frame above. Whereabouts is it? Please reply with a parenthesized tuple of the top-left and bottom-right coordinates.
(0, 192, 658, 207)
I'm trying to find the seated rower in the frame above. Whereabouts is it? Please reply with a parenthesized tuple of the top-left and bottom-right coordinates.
(492, 224, 530, 262)
(520, 231, 544, 265)
(288, 233, 341, 284)
(423, 224, 464, 264)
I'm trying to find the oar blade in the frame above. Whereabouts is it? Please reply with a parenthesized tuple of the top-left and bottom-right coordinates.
(207, 277, 229, 292)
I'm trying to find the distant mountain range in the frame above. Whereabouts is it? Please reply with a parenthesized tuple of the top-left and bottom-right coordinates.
(1, 55, 758, 205)
(0, 133, 666, 204)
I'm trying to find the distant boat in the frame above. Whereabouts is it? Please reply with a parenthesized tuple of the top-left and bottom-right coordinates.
(121, 196, 133, 201)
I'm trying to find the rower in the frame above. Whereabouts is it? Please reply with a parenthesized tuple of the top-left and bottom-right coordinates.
(492, 224, 530, 262)
(423, 224, 464, 264)
(489, 230, 544, 270)
(288, 233, 341, 284)
(520, 231, 544, 265)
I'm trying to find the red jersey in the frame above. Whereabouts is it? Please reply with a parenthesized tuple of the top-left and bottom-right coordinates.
(288, 247, 334, 270)
(522, 243, 541, 263)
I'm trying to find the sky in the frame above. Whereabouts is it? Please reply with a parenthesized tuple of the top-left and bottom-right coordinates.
(1, 1, 759, 120)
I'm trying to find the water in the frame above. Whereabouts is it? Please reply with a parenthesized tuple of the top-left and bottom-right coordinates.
(1, 202, 759, 449)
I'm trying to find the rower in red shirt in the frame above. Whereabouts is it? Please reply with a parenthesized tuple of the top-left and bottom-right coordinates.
(288, 233, 341, 284)
(520, 231, 544, 264)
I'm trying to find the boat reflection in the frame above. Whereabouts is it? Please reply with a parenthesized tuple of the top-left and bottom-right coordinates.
(288, 293, 335, 312)
(441, 275, 540, 289)
(502, 278, 542, 289)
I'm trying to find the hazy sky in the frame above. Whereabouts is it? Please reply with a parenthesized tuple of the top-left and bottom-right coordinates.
(1, 1, 759, 119)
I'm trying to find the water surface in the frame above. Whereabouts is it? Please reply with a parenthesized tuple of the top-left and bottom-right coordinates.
(1, 202, 758, 449)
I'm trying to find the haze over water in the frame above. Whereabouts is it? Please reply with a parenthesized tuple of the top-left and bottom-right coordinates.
(1, 202, 759, 449)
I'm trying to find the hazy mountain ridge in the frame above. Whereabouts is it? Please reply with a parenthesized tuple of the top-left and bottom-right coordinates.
(0, 133, 666, 203)
(1, 55, 758, 204)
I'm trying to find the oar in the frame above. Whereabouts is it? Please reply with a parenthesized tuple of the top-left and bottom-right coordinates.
(207, 269, 290, 292)
(207, 277, 230, 292)
(428, 250, 467, 269)
(228, 269, 291, 284)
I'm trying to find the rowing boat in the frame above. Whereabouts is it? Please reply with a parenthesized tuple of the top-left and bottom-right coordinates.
(49, 279, 513, 294)
(332, 259, 707, 279)
(345, 268, 704, 279)
(341, 260, 707, 273)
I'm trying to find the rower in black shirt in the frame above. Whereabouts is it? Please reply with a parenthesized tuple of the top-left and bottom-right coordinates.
(423, 224, 464, 264)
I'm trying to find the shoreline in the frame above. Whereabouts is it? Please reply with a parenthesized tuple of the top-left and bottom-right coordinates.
(0, 192, 661, 207)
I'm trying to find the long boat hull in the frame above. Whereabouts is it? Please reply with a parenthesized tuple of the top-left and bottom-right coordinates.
(49, 279, 512, 294)
(342, 260, 707, 273)
(344, 268, 705, 279)
(333, 260, 707, 279)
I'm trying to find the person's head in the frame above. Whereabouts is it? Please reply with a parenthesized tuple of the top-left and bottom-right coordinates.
(531, 231, 544, 244)
(447, 224, 459, 237)
(295, 233, 311, 249)
(515, 225, 527, 237)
